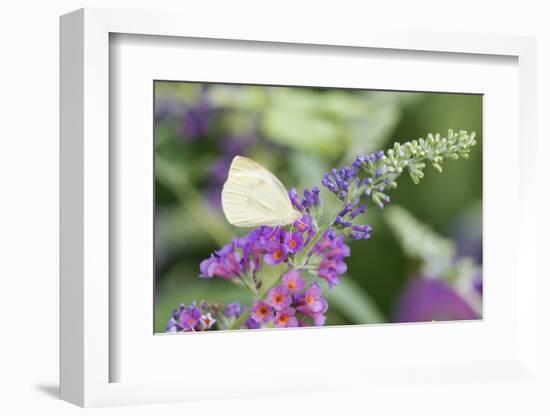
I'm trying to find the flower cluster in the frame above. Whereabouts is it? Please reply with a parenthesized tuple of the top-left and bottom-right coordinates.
(322, 150, 389, 210)
(249, 271, 328, 328)
(310, 230, 351, 288)
(166, 302, 216, 332)
(288, 187, 321, 212)
(334, 203, 372, 240)
(199, 215, 317, 286)
(167, 130, 478, 333)
(199, 214, 352, 291)
(222, 302, 260, 330)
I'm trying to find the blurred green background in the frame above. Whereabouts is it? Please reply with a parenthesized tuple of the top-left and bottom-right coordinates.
(154, 81, 482, 333)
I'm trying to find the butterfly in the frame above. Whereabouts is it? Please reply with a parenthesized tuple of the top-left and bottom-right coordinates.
(221, 156, 302, 227)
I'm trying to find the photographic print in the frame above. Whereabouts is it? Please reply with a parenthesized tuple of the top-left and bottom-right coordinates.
(154, 81, 482, 333)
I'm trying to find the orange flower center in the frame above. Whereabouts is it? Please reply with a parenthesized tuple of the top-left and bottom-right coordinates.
(275, 294, 283, 304)
(287, 280, 296, 289)
(289, 240, 297, 249)
(307, 295, 314, 305)
(279, 315, 288, 324)
(273, 250, 283, 260)
(259, 306, 268, 315)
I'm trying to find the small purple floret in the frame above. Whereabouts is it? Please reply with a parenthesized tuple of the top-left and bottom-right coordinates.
(266, 285, 292, 311)
(251, 300, 274, 323)
(225, 302, 242, 318)
(274, 307, 298, 328)
(264, 241, 288, 265)
(282, 270, 306, 293)
(284, 231, 304, 254)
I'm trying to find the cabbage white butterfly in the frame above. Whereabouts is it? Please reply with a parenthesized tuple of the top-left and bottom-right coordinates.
(221, 156, 302, 227)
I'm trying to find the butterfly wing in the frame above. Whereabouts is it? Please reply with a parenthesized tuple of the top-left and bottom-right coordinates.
(221, 156, 297, 227)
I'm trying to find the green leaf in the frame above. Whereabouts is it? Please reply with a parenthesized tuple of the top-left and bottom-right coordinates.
(325, 278, 386, 324)
(208, 85, 268, 111)
(384, 205, 455, 276)
(261, 107, 343, 155)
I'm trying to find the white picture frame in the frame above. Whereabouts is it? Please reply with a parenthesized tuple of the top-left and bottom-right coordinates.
(60, 7, 538, 408)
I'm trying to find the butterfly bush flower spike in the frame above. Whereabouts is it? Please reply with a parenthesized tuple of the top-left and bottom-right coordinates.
(167, 130, 477, 332)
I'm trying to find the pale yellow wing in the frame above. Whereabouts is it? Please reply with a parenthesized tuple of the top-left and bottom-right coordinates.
(221, 156, 300, 227)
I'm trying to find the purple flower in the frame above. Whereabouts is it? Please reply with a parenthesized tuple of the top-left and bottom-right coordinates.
(166, 304, 204, 332)
(352, 151, 385, 170)
(245, 316, 261, 329)
(349, 224, 373, 240)
(179, 306, 202, 331)
(323, 151, 388, 214)
(322, 166, 358, 201)
(251, 300, 274, 323)
(317, 259, 346, 288)
(393, 278, 479, 322)
(294, 214, 313, 233)
(200, 229, 267, 281)
(282, 270, 306, 293)
(264, 241, 287, 265)
(274, 308, 298, 328)
(293, 283, 329, 326)
(237, 232, 263, 274)
(260, 226, 283, 243)
(266, 285, 292, 311)
(303, 186, 321, 209)
(350, 204, 366, 219)
(288, 188, 305, 211)
(288, 187, 321, 212)
(296, 282, 327, 314)
(199, 313, 216, 330)
(225, 302, 242, 318)
(333, 200, 371, 239)
(311, 230, 350, 288)
(199, 243, 242, 280)
(284, 231, 304, 254)
(312, 313, 327, 326)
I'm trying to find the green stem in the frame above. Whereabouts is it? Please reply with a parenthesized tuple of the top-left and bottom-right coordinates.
(241, 274, 258, 298)
(231, 308, 251, 330)
(230, 208, 342, 330)
(294, 207, 341, 266)
(230, 269, 286, 330)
